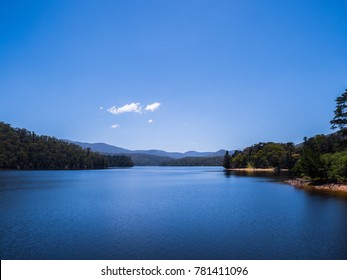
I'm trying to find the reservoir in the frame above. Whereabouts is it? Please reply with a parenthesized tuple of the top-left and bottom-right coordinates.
(1, 167, 347, 259)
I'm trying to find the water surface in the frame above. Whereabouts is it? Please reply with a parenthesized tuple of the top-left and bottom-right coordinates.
(1, 167, 347, 259)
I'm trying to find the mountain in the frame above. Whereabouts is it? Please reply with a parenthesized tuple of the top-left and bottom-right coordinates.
(64, 140, 229, 159)
(182, 149, 227, 157)
(63, 140, 132, 154)
(130, 149, 227, 158)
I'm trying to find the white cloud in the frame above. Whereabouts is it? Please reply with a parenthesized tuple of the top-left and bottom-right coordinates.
(107, 101, 160, 115)
(111, 124, 120, 129)
(99, 106, 104, 110)
(148, 119, 153, 123)
(145, 102, 160, 112)
(107, 103, 141, 115)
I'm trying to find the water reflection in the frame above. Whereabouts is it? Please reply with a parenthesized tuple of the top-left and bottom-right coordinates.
(223, 169, 291, 180)
(223, 169, 347, 201)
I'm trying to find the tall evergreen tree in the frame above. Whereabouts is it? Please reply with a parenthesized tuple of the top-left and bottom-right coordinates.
(330, 89, 347, 135)
(223, 151, 231, 169)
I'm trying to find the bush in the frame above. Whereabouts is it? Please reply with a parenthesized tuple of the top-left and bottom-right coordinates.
(321, 151, 347, 183)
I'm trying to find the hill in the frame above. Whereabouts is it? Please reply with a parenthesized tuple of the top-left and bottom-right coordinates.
(63, 140, 132, 154)
(0, 122, 133, 169)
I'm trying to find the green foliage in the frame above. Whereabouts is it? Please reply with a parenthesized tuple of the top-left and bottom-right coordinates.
(293, 146, 326, 181)
(292, 90, 347, 182)
(321, 151, 347, 183)
(225, 90, 347, 182)
(0, 122, 133, 169)
(297, 133, 345, 154)
(330, 89, 347, 134)
(230, 150, 248, 168)
(126, 154, 173, 166)
(293, 133, 346, 182)
(161, 156, 223, 166)
(107, 155, 134, 167)
(230, 142, 296, 170)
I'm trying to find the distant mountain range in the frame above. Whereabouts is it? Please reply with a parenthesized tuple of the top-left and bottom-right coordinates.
(64, 140, 228, 159)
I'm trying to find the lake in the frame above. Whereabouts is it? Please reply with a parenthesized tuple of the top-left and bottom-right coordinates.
(1, 167, 347, 260)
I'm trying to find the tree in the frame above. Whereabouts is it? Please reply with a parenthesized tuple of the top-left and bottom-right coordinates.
(321, 151, 347, 183)
(223, 151, 231, 169)
(294, 143, 326, 181)
(330, 89, 347, 135)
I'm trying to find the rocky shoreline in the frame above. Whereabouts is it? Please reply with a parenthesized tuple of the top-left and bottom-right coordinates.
(284, 178, 347, 197)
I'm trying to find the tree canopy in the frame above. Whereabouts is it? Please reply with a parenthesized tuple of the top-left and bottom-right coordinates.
(0, 122, 133, 169)
(293, 133, 346, 182)
(161, 156, 223, 166)
(228, 142, 297, 170)
(330, 89, 347, 134)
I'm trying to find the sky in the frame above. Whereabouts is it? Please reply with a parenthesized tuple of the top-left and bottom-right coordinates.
(1, 0, 347, 152)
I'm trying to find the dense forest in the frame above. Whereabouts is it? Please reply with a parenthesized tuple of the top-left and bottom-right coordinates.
(0, 122, 133, 169)
(107, 155, 134, 167)
(125, 153, 173, 166)
(161, 156, 223, 166)
(293, 133, 346, 182)
(224, 89, 347, 183)
(224, 142, 297, 170)
(288, 89, 347, 183)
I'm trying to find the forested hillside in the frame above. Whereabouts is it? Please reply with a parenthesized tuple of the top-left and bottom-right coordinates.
(0, 122, 133, 169)
(161, 156, 223, 166)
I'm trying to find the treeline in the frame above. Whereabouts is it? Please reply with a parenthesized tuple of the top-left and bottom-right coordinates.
(161, 156, 223, 166)
(224, 89, 347, 184)
(224, 133, 346, 182)
(126, 154, 173, 166)
(293, 133, 346, 183)
(226, 142, 297, 170)
(294, 89, 347, 183)
(0, 122, 133, 170)
(107, 155, 134, 167)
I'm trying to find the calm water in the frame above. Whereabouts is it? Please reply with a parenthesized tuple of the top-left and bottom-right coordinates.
(1, 167, 347, 260)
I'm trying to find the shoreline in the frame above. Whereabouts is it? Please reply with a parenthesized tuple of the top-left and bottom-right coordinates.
(227, 168, 347, 197)
(226, 168, 286, 172)
(225, 167, 288, 173)
(284, 178, 347, 197)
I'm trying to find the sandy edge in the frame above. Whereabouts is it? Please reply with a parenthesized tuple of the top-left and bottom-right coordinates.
(226, 168, 285, 172)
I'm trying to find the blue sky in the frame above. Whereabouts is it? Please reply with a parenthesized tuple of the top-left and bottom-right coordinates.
(1, 0, 347, 152)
